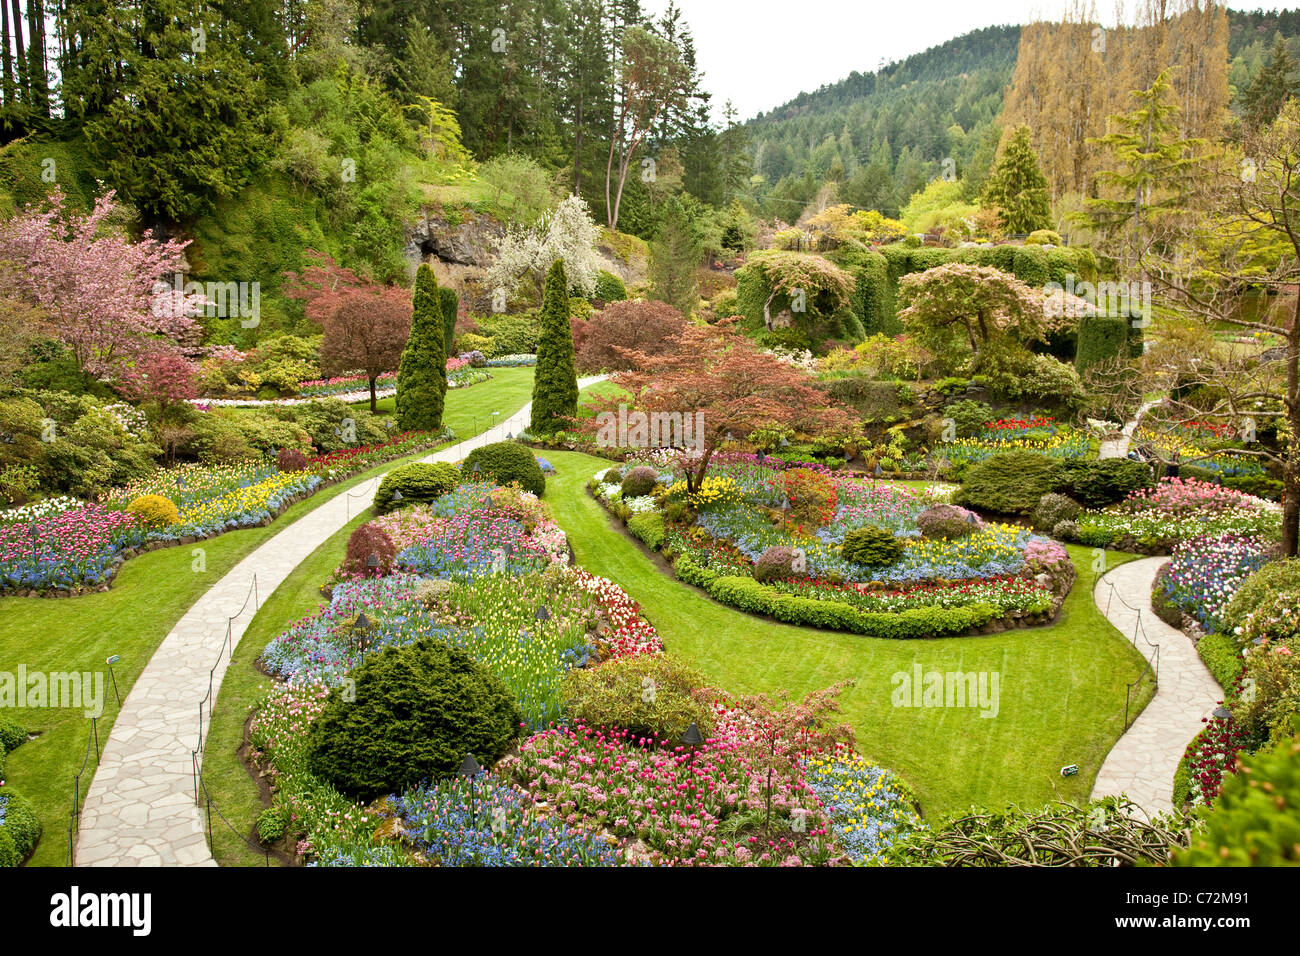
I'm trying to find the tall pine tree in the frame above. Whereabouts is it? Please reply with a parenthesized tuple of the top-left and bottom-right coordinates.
(1243, 36, 1297, 130)
(530, 259, 578, 434)
(982, 125, 1052, 234)
(396, 263, 447, 432)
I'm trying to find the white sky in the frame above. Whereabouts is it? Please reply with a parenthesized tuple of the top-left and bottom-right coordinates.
(646, 0, 1292, 122)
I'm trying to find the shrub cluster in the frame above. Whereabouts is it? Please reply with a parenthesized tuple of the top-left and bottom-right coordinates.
(620, 465, 658, 498)
(916, 504, 980, 540)
(125, 494, 179, 529)
(460, 442, 545, 497)
(627, 512, 665, 551)
(841, 527, 904, 567)
(563, 654, 713, 746)
(374, 461, 461, 514)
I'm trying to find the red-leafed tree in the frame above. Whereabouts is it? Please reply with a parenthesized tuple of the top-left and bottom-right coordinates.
(576, 299, 687, 372)
(286, 251, 412, 411)
(116, 350, 200, 412)
(584, 318, 860, 492)
(0, 189, 200, 386)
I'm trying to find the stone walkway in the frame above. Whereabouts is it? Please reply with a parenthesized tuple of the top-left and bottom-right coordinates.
(1089, 556, 1223, 818)
(1096, 399, 1163, 460)
(76, 380, 603, 866)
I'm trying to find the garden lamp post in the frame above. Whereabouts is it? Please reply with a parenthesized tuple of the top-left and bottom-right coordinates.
(873, 463, 883, 478)
(391, 490, 403, 503)
(105, 655, 122, 708)
(536, 604, 551, 624)
(681, 723, 703, 800)
(966, 512, 979, 525)
(459, 753, 482, 825)
(366, 552, 380, 574)
(1212, 706, 1232, 721)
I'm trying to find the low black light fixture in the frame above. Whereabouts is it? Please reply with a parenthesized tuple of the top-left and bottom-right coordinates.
(755, 449, 765, 465)
(366, 552, 380, 570)
(471, 462, 482, 475)
(459, 753, 482, 824)
(681, 723, 704, 748)
(966, 511, 980, 525)
(506, 432, 514, 441)
(391, 490, 404, 502)
(1212, 706, 1233, 721)
(779, 437, 790, 448)
(105, 654, 122, 708)
(535, 604, 551, 623)
(269, 446, 278, 459)
(873, 463, 883, 478)
(0, 432, 13, 445)
(386, 420, 395, 428)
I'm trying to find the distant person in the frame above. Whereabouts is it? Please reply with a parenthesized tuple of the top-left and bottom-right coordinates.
(1166, 451, 1180, 479)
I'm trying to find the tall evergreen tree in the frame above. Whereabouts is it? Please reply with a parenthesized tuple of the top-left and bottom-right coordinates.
(982, 125, 1052, 234)
(396, 263, 447, 432)
(648, 195, 700, 315)
(1243, 36, 1297, 129)
(530, 259, 578, 434)
(439, 285, 458, 357)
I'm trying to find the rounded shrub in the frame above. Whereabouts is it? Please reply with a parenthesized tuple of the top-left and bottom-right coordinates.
(627, 512, 666, 551)
(916, 504, 981, 540)
(620, 465, 658, 498)
(256, 806, 289, 844)
(564, 654, 713, 746)
(601, 467, 623, 485)
(461, 441, 545, 496)
(276, 447, 310, 473)
(593, 270, 627, 303)
(1055, 458, 1153, 509)
(0, 790, 40, 866)
(125, 494, 179, 529)
(343, 522, 397, 578)
(782, 468, 838, 525)
(1032, 493, 1082, 532)
(0, 715, 27, 753)
(305, 639, 522, 802)
(841, 527, 904, 568)
(754, 545, 798, 582)
(374, 461, 460, 514)
(957, 451, 1062, 515)
(1052, 519, 1079, 541)
(413, 578, 454, 607)
(1220, 559, 1300, 639)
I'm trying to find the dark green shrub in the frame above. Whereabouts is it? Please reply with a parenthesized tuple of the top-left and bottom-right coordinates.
(916, 504, 980, 539)
(1011, 245, 1050, 287)
(1173, 739, 1300, 867)
(375, 461, 460, 514)
(1055, 458, 1153, 509)
(564, 654, 713, 745)
(593, 270, 627, 303)
(942, 400, 994, 438)
(628, 512, 666, 550)
(305, 640, 522, 802)
(0, 790, 40, 866)
(1075, 314, 1128, 374)
(0, 716, 25, 753)
(841, 527, 904, 568)
(823, 375, 907, 421)
(1032, 493, 1082, 531)
(530, 260, 579, 433)
(620, 465, 658, 498)
(1220, 559, 1300, 639)
(461, 441, 545, 496)
(1198, 633, 1245, 691)
(957, 451, 1062, 515)
(396, 263, 448, 431)
(440, 286, 459, 357)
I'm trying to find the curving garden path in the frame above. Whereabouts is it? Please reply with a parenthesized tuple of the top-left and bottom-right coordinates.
(1089, 556, 1222, 817)
(74, 378, 605, 867)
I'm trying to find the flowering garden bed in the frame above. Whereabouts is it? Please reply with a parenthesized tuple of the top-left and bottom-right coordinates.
(590, 453, 1074, 638)
(244, 465, 923, 866)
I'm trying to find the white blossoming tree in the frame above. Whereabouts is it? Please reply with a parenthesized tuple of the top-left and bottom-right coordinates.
(487, 195, 603, 302)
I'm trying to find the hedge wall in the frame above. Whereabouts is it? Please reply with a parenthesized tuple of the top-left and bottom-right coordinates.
(1075, 314, 1128, 374)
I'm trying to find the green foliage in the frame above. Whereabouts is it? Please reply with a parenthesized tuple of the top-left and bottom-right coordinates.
(563, 653, 713, 744)
(1026, 229, 1063, 245)
(916, 504, 980, 540)
(957, 451, 1062, 515)
(374, 462, 461, 515)
(822, 376, 909, 422)
(396, 264, 447, 432)
(983, 125, 1052, 234)
(305, 639, 522, 803)
(628, 512, 666, 551)
(1075, 314, 1129, 374)
(1032, 493, 1082, 532)
(0, 715, 25, 753)
(1198, 633, 1245, 690)
(0, 790, 40, 867)
(256, 806, 290, 844)
(530, 260, 579, 434)
(440, 287, 459, 358)
(461, 442, 545, 497)
(841, 527, 905, 568)
(942, 400, 994, 438)
(1173, 739, 1300, 866)
(1220, 559, 1300, 639)
(593, 270, 628, 303)
(1055, 458, 1153, 509)
(472, 313, 539, 358)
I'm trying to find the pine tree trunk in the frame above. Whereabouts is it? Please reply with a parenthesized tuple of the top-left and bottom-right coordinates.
(369, 376, 378, 414)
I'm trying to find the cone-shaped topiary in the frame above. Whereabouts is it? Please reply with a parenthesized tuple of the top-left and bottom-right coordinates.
(439, 286, 459, 357)
(396, 263, 447, 432)
(530, 259, 579, 434)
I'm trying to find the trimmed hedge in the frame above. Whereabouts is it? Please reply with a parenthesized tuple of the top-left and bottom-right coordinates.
(1075, 314, 1128, 374)
(628, 512, 666, 551)
(1198, 632, 1245, 692)
(593, 270, 627, 303)
(1219, 559, 1300, 638)
(1055, 458, 1153, 509)
(956, 451, 1062, 515)
(374, 461, 461, 514)
(461, 441, 546, 496)
(0, 790, 40, 867)
(0, 716, 24, 753)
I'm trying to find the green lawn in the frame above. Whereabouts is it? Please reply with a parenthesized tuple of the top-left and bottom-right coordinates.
(3, 368, 540, 866)
(540, 449, 1152, 819)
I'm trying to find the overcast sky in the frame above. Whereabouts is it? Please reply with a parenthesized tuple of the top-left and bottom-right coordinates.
(644, 0, 1290, 122)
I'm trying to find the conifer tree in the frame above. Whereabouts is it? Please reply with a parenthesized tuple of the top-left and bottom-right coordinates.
(982, 125, 1052, 235)
(396, 263, 447, 432)
(1243, 37, 1297, 130)
(439, 286, 459, 357)
(530, 260, 579, 434)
